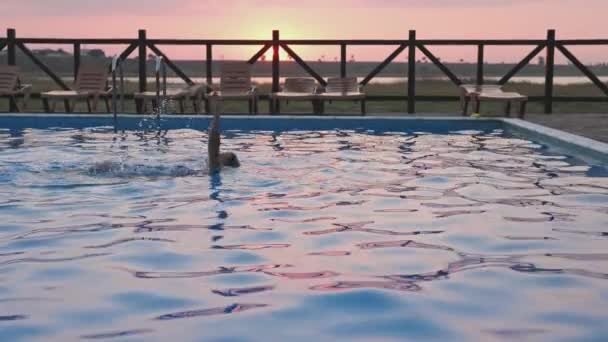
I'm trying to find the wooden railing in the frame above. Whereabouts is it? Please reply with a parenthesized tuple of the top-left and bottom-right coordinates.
(2, 28, 608, 113)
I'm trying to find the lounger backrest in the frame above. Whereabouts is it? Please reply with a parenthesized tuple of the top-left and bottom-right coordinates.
(326, 77, 359, 93)
(75, 65, 109, 93)
(283, 78, 316, 93)
(220, 63, 252, 93)
(461, 84, 503, 94)
(0, 65, 19, 92)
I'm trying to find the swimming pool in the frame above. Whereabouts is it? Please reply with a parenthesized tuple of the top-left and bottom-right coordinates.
(1, 115, 607, 341)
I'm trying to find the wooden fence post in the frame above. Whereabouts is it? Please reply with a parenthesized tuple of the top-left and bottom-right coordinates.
(476, 44, 484, 85)
(137, 29, 147, 113)
(272, 30, 280, 113)
(407, 30, 416, 114)
(7, 28, 17, 112)
(545, 29, 555, 114)
(340, 43, 347, 78)
(138, 30, 147, 93)
(205, 43, 212, 113)
(73, 43, 81, 82)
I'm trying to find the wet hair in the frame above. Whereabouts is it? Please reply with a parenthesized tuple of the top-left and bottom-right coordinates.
(219, 152, 240, 168)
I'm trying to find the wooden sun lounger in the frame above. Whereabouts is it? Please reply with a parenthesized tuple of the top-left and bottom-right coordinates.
(269, 77, 317, 114)
(317, 77, 366, 115)
(134, 84, 207, 114)
(0, 65, 32, 112)
(212, 63, 258, 114)
(460, 84, 528, 118)
(41, 65, 111, 113)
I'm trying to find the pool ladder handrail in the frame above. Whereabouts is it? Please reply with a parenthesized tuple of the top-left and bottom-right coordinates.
(111, 55, 125, 130)
(155, 55, 168, 120)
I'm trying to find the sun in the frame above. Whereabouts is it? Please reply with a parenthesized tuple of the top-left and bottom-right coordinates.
(261, 49, 291, 62)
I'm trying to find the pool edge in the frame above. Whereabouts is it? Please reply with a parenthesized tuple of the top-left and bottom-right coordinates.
(501, 118, 608, 165)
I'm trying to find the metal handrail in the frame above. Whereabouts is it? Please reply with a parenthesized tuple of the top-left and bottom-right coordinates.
(155, 55, 167, 120)
(111, 55, 125, 131)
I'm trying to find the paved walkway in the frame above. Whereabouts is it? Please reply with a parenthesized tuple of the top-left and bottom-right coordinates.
(372, 112, 608, 143)
(525, 113, 608, 143)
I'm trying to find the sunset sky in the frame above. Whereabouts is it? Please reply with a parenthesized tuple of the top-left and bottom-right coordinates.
(2, 0, 608, 63)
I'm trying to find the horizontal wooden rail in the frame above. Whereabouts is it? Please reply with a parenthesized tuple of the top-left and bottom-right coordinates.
(557, 39, 608, 45)
(16, 38, 136, 44)
(147, 39, 271, 45)
(417, 39, 546, 46)
(281, 39, 408, 45)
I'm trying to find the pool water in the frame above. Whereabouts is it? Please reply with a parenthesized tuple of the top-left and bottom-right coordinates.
(1, 125, 607, 341)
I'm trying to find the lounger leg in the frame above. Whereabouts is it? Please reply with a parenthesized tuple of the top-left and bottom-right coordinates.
(519, 101, 527, 119)
(462, 98, 470, 116)
(86, 99, 92, 113)
(474, 98, 481, 114)
(104, 98, 111, 113)
(135, 99, 143, 114)
(204, 98, 210, 114)
(8, 97, 17, 112)
(9, 95, 21, 113)
(192, 99, 199, 113)
(505, 101, 512, 117)
(10, 96, 20, 113)
(20, 95, 29, 111)
(92, 96, 100, 113)
(42, 98, 51, 113)
(64, 100, 72, 113)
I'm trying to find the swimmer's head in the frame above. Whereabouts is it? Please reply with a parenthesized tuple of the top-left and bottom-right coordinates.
(219, 152, 240, 168)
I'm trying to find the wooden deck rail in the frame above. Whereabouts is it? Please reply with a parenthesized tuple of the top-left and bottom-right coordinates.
(2, 28, 608, 114)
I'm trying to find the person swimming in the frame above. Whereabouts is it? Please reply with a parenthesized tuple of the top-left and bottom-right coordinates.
(207, 94, 240, 173)
(89, 94, 239, 177)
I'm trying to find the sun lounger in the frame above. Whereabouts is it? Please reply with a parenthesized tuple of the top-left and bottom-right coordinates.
(0, 65, 32, 112)
(134, 84, 207, 114)
(41, 65, 111, 113)
(269, 77, 318, 114)
(212, 63, 258, 114)
(317, 77, 366, 115)
(460, 84, 528, 118)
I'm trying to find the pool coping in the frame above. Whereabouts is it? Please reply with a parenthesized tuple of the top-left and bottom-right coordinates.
(1, 113, 607, 164)
(499, 118, 608, 164)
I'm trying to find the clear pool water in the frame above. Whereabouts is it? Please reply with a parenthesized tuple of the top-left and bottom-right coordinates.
(1, 121, 608, 341)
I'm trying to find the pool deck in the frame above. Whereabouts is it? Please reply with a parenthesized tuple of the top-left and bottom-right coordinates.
(369, 112, 608, 143)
